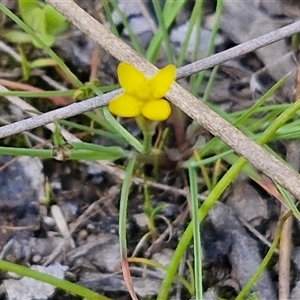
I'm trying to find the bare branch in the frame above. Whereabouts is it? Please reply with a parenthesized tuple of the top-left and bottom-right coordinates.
(177, 20, 300, 78)
(0, 90, 120, 138)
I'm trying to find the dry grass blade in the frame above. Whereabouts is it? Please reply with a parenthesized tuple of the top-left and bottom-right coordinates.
(278, 141, 299, 299)
(279, 59, 300, 299)
(294, 55, 300, 101)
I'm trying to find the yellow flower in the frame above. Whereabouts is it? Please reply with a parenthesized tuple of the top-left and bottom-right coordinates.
(108, 62, 176, 121)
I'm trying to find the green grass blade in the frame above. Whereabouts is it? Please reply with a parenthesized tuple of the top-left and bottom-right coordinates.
(151, 0, 174, 64)
(118, 155, 138, 299)
(0, 90, 75, 98)
(59, 119, 126, 145)
(110, 0, 145, 55)
(0, 147, 53, 158)
(188, 166, 203, 299)
(102, 108, 144, 153)
(102, 0, 120, 37)
(119, 155, 136, 254)
(0, 260, 110, 300)
(146, 0, 186, 62)
(177, 0, 204, 66)
(276, 184, 300, 220)
(190, 0, 223, 95)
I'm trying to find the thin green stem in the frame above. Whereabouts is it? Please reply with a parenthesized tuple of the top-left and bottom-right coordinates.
(103, 108, 144, 153)
(202, 65, 219, 103)
(110, 0, 144, 55)
(143, 131, 152, 154)
(188, 166, 203, 299)
(146, 0, 187, 62)
(0, 260, 110, 300)
(190, 0, 223, 95)
(152, 0, 174, 64)
(256, 98, 300, 145)
(0, 90, 75, 97)
(119, 155, 136, 256)
(0, 147, 53, 158)
(177, 0, 203, 66)
(135, 116, 155, 154)
(118, 155, 138, 299)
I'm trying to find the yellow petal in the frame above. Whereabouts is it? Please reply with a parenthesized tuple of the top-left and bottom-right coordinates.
(118, 62, 150, 98)
(141, 99, 171, 121)
(149, 65, 176, 99)
(108, 94, 142, 117)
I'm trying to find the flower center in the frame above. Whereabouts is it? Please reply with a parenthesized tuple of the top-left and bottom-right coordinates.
(134, 83, 151, 101)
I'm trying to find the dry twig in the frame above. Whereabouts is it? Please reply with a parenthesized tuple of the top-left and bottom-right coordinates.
(278, 61, 300, 299)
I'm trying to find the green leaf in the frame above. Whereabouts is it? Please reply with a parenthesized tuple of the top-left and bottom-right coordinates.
(18, 0, 39, 26)
(2, 30, 33, 44)
(19, 2, 47, 39)
(18, 0, 68, 48)
(0, 143, 127, 161)
(70, 142, 127, 161)
(29, 11, 55, 48)
(32, 31, 55, 48)
(43, 5, 69, 36)
(28, 7, 45, 33)
(30, 58, 57, 69)
(18, 45, 31, 80)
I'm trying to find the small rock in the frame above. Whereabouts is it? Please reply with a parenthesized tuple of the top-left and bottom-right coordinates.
(208, 202, 276, 299)
(226, 180, 268, 227)
(0, 156, 44, 246)
(3, 263, 67, 300)
(68, 234, 120, 272)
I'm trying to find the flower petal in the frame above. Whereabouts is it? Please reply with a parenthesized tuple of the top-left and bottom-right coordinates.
(118, 62, 150, 98)
(108, 94, 142, 117)
(141, 99, 171, 121)
(149, 65, 176, 98)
